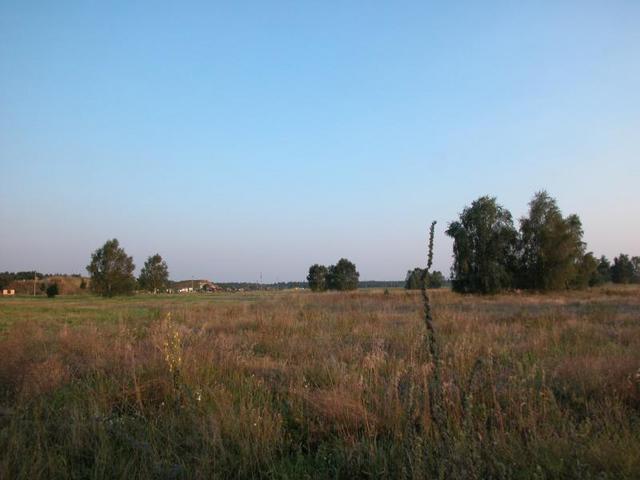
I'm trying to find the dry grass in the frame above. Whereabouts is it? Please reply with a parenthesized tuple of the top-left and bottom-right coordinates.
(1, 287, 639, 478)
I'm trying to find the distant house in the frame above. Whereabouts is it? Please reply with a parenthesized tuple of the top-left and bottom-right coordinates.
(2, 289, 15, 296)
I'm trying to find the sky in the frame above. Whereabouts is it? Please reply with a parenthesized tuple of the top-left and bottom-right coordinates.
(1, 1, 639, 282)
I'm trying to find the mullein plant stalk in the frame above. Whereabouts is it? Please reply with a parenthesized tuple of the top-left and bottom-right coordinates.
(419, 223, 494, 474)
(420, 222, 447, 436)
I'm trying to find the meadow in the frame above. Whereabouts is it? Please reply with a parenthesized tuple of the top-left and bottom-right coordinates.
(1, 287, 639, 479)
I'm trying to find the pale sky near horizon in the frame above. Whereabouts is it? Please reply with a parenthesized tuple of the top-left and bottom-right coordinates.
(1, 1, 639, 282)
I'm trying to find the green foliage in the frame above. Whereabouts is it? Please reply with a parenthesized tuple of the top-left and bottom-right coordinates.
(306, 264, 328, 292)
(405, 268, 445, 289)
(446, 196, 517, 294)
(611, 254, 637, 284)
(519, 191, 586, 291)
(590, 255, 612, 286)
(308, 259, 359, 291)
(86, 239, 136, 297)
(0, 271, 43, 289)
(45, 283, 59, 298)
(570, 252, 598, 289)
(326, 258, 359, 291)
(445, 192, 606, 293)
(405, 268, 423, 289)
(138, 254, 170, 293)
(429, 271, 445, 288)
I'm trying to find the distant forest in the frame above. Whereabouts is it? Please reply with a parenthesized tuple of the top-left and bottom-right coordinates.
(0, 271, 83, 289)
(216, 280, 406, 291)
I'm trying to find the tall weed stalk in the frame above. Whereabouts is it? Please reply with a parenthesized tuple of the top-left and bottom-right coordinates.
(420, 221, 447, 437)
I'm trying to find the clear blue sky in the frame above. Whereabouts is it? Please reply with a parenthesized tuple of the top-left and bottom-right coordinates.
(1, 1, 639, 282)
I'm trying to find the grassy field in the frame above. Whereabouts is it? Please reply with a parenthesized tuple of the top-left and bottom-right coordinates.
(1, 287, 639, 479)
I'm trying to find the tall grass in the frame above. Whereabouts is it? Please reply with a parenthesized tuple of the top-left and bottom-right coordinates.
(1, 287, 639, 478)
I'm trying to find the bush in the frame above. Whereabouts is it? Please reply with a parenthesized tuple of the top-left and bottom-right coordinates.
(46, 283, 59, 298)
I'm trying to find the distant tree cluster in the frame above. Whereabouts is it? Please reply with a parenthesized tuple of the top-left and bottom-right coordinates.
(605, 254, 640, 285)
(307, 258, 359, 291)
(359, 280, 405, 289)
(0, 271, 43, 289)
(404, 268, 445, 290)
(85, 239, 171, 297)
(447, 191, 638, 294)
(216, 280, 404, 291)
(215, 281, 306, 291)
(0, 272, 89, 297)
(0, 272, 85, 290)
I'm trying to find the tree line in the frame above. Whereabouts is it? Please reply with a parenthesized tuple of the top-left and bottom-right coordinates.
(5, 193, 637, 298)
(446, 191, 640, 294)
(0, 271, 85, 295)
(217, 280, 406, 291)
(0, 271, 83, 290)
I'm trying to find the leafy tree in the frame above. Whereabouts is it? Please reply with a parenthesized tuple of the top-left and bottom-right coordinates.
(633, 257, 640, 284)
(307, 264, 328, 292)
(405, 268, 423, 290)
(326, 258, 359, 291)
(570, 252, 598, 289)
(86, 239, 136, 297)
(446, 196, 517, 294)
(0, 273, 11, 290)
(46, 283, 59, 298)
(429, 271, 445, 288)
(589, 255, 611, 286)
(405, 268, 445, 289)
(611, 254, 635, 284)
(519, 191, 586, 291)
(138, 254, 170, 293)
(597, 256, 612, 284)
